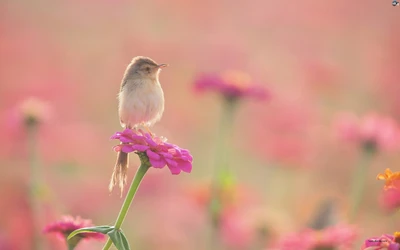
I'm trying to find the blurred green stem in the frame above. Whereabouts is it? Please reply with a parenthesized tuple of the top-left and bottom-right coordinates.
(214, 98, 237, 178)
(27, 124, 43, 250)
(208, 98, 238, 250)
(267, 165, 296, 211)
(348, 147, 375, 222)
(102, 154, 151, 250)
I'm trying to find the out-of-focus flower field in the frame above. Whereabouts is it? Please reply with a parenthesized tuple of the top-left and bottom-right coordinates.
(1, 0, 400, 249)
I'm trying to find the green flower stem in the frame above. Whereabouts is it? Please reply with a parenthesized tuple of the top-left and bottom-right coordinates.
(348, 147, 375, 222)
(103, 156, 151, 250)
(27, 124, 43, 250)
(208, 97, 238, 250)
(68, 243, 75, 250)
(103, 240, 113, 250)
(214, 98, 237, 178)
(67, 234, 81, 250)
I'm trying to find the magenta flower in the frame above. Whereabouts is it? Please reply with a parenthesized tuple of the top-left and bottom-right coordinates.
(194, 70, 270, 101)
(43, 215, 105, 241)
(111, 129, 193, 175)
(360, 233, 400, 250)
(273, 224, 357, 250)
(334, 112, 400, 152)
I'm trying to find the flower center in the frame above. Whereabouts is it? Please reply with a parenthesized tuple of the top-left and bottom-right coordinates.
(221, 70, 252, 90)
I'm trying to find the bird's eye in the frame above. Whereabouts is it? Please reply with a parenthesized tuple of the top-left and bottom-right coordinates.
(146, 67, 150, 72)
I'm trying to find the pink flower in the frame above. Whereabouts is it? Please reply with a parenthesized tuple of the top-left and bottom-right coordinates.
(0, 233, 12, 250)
(4, 97, 52, 133)
(360, 233, 400, 250)
(334, 113, 400, 152)
(194, 70, 270, 101)
(273, 230, 315, 250)
(219, 207, 256, 249)
(380, 186, 400, 212)
(13, 97, 52, 127)
(43, 215, 105, 241)
(137, 189, 206, 250)
(111, 129, 193, 175)
(274, 224, 357, 250)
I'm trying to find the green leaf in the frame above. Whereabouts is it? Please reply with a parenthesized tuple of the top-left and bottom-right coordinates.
(119, 230, 130, 249)
(108, 229, 131, 250)
(67, 226, 114, 240)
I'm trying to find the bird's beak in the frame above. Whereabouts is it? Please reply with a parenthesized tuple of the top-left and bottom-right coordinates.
(157, 64, 168, 68)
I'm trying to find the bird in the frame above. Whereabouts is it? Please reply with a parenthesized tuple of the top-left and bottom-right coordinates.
(109, 56, 167, 194)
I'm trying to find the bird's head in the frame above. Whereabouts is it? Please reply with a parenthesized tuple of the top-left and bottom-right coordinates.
(129, 56, 168, 80)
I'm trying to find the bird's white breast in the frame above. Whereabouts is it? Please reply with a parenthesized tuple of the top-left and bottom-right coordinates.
(118, 78, 164, 129)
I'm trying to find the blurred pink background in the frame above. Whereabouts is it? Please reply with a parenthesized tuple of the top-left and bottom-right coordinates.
(1, 0, 400, 249)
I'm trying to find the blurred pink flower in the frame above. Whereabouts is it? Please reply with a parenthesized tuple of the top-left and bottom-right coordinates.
(2, 97, 52, 152)
(273, 224, 357, 250)
(0, 233, 12, 250)
(334, 113, 400, 152)
(111, 129, 193, 175)
(380, 187, 400, 213)
(138, 189, 206, 250)
(303, 60, 339, 88)
(219, 207, 256, 249)
(43, 215, 105, 241)
(194, 70, 270, 101)
(9, 97, 52, 127)
(360, 232, 400, 250)
(245, 94, 317, 167)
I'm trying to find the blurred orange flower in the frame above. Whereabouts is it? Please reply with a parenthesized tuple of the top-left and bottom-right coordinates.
(377, 168, 400, 191)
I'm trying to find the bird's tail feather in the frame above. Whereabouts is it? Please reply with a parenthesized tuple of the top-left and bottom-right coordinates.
(109, 126, 130, 197)
(109, 150, 129, 196)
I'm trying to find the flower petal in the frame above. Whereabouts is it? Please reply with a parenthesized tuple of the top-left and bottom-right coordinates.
(110, 132, 122, 140)
(122, 128, 134, 134)
(145, 137, 158, 147)
(149, 157, 166, 168)
(177, 161, 192, 173)
(165, 158, 178, 168)
(161, 152, 174, 159)
(377, 173, 387, 180)
(146, 149, 160, 160)
(121, 145, 135, 153)
(113, 145, 122, 152)
(131, 145, 150, 152)
(120, 135, 133, 143)
(167, 165, 181, 175)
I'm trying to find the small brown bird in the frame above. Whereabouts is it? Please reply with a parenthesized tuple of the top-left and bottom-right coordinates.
(109, 56, 167, 194)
